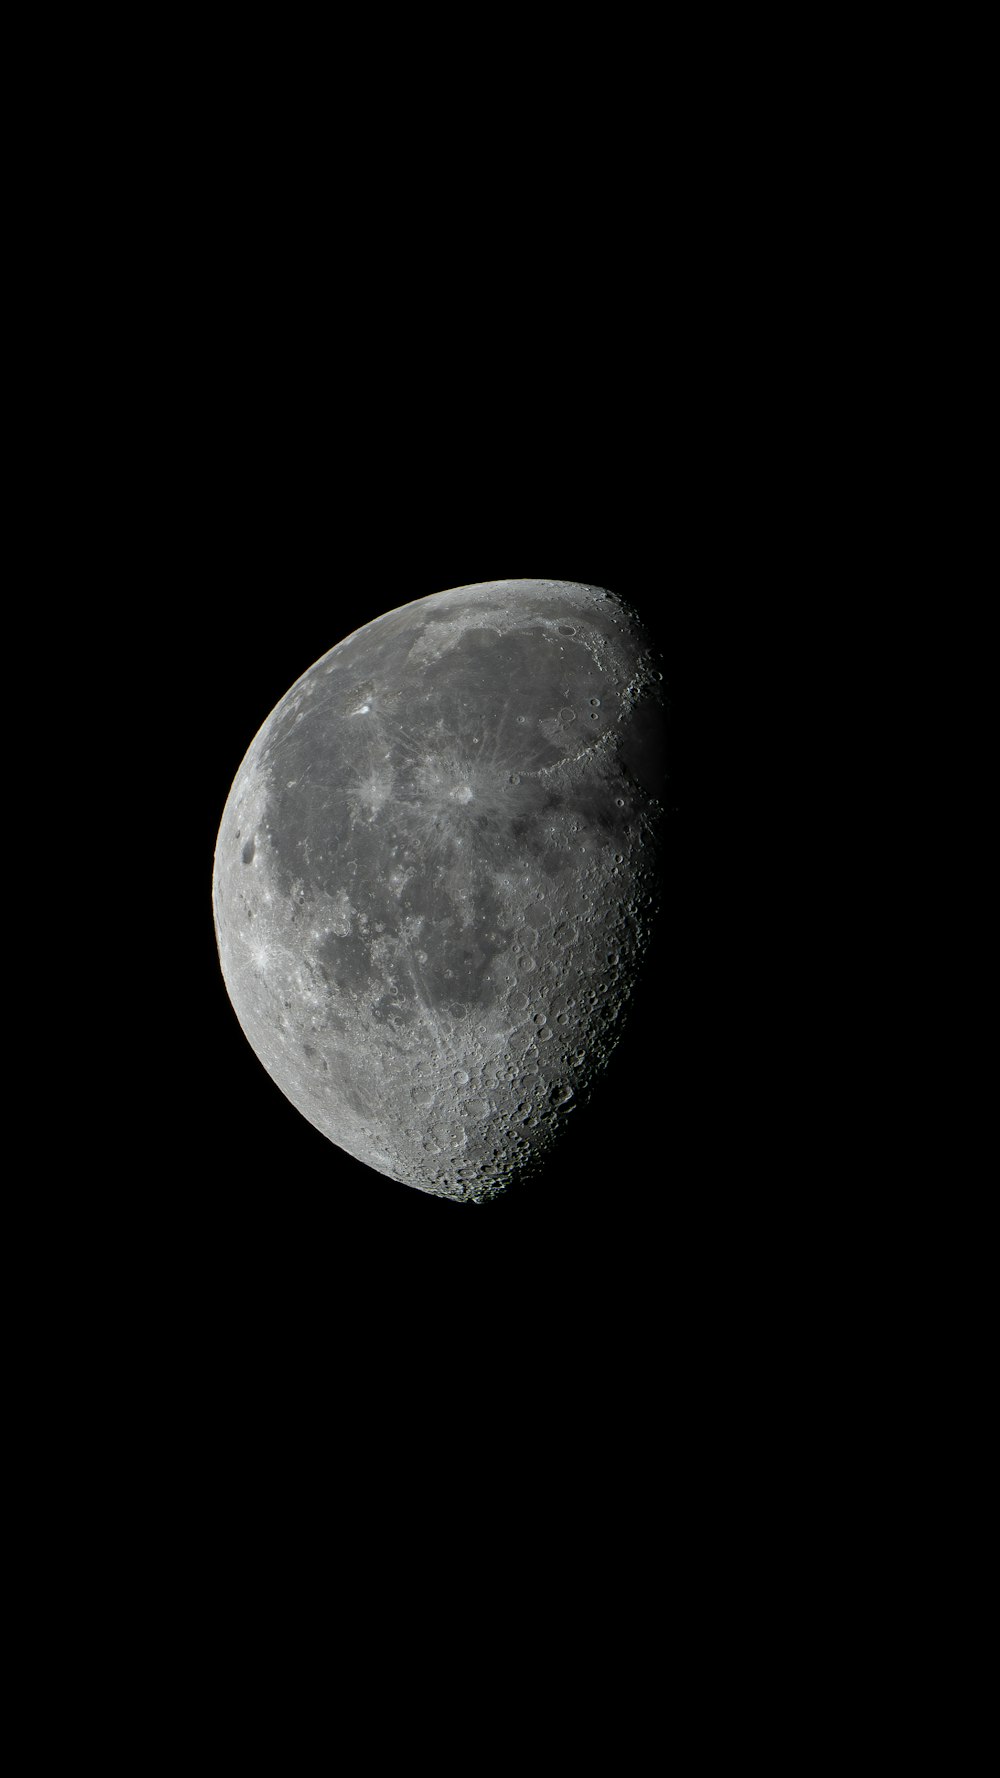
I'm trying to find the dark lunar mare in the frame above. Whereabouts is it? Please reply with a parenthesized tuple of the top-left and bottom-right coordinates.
(213, 579, 667, 1202)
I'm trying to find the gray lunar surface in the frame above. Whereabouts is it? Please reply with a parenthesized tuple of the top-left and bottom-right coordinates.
(212, 579, 666, 1202)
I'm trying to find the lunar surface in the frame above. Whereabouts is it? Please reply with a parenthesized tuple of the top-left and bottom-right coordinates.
(213, 579, 667, 1202)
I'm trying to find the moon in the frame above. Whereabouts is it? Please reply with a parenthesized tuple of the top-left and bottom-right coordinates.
(212, 579, 667, 1202)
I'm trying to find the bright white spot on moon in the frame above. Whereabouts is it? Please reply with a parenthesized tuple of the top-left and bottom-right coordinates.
(351, 704, 371, 715)
(450, 785, 474, 803)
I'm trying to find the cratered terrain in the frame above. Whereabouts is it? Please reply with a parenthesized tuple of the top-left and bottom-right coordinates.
(212, 579, 667, 1202)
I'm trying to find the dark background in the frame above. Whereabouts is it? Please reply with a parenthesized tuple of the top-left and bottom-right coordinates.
(40, 65, 832, 1705)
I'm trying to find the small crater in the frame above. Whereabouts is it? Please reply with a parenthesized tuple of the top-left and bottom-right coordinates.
(453, 1069, 470, 1086)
